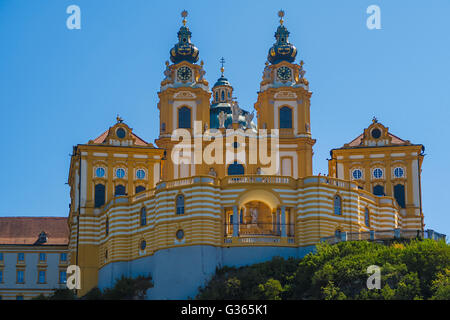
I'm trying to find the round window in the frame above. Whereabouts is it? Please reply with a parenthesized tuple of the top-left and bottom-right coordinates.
(140, 240, 146, 251)
(136, 169, 146, 179)
(352, 169, 362, 180)
(96, 167, 105, 178)
(116, 128, 126, 139)
(116, 168, 125, 179)
(373, 168, 383, 179)
(371, 128, 381, 139)
(394, 167, 404, 178)
(176, 229, 184, 240)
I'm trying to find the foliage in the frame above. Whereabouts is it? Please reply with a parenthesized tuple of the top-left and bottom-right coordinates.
(33, 275, 153, 300)
(196, 239, 450, 300)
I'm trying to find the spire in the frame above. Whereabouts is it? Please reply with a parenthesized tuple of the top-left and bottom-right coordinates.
(267, 10, 297, 64)
(220, 57, 225, 76)
(169, 10, 199, 64)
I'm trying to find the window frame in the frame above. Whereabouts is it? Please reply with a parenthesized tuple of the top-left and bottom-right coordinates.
(279, 106, 293, 129)
(140, 207, 147, 226)
(333, 195, 342, 215)
(37, 270, 46, 284)
(176, 194, 185, 215)
(178, 106, 192, 129)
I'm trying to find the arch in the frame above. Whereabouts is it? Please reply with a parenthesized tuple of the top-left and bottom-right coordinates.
(94, 184, 106, 208)
(221, 90, 225, 101)
(373, 185, 385, 196)
(279, 106, 293, 129)
(135, 185, 146, 194)
(176, 194, 185, 214)
(140, 207, 147, 226)
(178, 106, 191, 129)
(115, 184, 126, 197)
(364, 207, 370, 227)
(394, 184, 406, 208)
(238, 189, 280, 211)
(227, 161, 245, 175)
(334, 194, 342, 215)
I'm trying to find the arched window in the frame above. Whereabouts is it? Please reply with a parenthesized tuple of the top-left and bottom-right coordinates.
(140, 207, 147, 226)
(176, 194, 185, 214)
(364, 208, 370, 227)
(221, 90, 225, 101)
(227, 161, 245, 175)
(215, 92, 219, 102)
(105, 217, 109, 235)
(394, 184, 406, 208)
(178, 107, 191, 129)
(94, 184, 106, 208)
(335, 229, 341, 237)
(373, 185, 385, 196)
(334, 195, 342, 215)
(135, 185, 146, 194)
(115, 184, 126, 197)
(279, 106, 292, 129)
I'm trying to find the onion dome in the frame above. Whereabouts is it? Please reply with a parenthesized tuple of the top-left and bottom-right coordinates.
(170, 10, 199, 64)
(267, 10, 297, 65)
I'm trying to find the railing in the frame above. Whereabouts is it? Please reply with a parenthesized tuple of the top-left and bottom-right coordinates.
(223, 175, 296, 187)
(321, 229, 446, 245)
(223, 235, 296, 245)
(224, 223, 295, 237)
(303, 176, 357, 190)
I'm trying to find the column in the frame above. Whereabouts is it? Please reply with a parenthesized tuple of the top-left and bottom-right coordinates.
(233, 205, 239, 237)
(281, 206, 287, 237)
(276, 208, 280, 235)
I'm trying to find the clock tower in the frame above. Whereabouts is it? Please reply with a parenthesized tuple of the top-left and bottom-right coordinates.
(254, 11, 315, 178)
(155, 11, 211, 181)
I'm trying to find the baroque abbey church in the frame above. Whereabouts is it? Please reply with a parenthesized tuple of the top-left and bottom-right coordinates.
(63, 11, 434, 299)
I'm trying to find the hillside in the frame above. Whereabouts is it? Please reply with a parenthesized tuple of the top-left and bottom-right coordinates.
(196, 239, 450, 300)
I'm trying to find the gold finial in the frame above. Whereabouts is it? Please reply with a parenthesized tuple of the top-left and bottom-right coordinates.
(200, 60, 204, 66)
(372, 116, 378, 123)
(116, 115, 123, 123)
(181, 10, 188, 26)
(278, 10, 285, 25)
(300, 60, 304, 67)
(165, 60, 169, 66)
(220, 57, 225, 76)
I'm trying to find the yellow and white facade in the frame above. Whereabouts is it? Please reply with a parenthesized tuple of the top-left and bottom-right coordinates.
(66, 12, 428, 299)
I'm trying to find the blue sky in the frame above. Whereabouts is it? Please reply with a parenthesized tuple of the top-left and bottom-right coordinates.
(0, 0, 449, 237)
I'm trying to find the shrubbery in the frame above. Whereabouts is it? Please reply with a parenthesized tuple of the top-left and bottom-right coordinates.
(196, 239, 450, 300)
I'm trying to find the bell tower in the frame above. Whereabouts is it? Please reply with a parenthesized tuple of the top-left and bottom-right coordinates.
(155, 11, 211, 181)
(254, 11, 315, 178)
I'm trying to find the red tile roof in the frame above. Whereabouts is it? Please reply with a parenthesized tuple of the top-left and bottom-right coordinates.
(92, 129, 149, 146)
(347, 132, 407, 147)
(0, 217, 69, 245)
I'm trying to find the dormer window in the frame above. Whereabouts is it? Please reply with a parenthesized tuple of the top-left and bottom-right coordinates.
(37, 232, 47, 244)
(371, 128, 381, 139)
(116, 128, 126, 139)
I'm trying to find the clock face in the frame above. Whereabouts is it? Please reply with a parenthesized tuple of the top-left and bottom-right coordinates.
(177, 66, 192, 81)
(277, 66, 292, 81)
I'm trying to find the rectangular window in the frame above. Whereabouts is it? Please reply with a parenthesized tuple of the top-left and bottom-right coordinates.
(0, 252, 3, 261)
(38, 270, 46, 283)
(17, 270, 24, 283)
(0, 270, 3, 282)
(60, 253, 67, 262)
(59, 270, 67, 284)
(39, 253, 46, 262)
(18, 253, 24, 261)
(16, 295, 24, 300)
